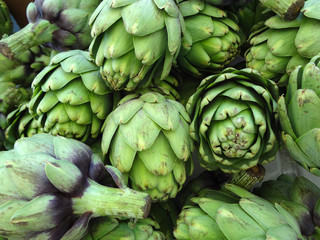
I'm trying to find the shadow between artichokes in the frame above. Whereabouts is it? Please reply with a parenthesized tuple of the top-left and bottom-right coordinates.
(186, 67, 279, 173)
(278, 55, 320, 177)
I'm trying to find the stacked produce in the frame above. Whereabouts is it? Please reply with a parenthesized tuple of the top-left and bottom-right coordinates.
(0, 0, 320, 239)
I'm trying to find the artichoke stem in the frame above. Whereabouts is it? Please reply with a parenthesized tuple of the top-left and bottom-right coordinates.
(229, 165, 266, 190)
(259, 0, 305, 21)
(0, 20, 58, 60)
(72, 179, 151, 219)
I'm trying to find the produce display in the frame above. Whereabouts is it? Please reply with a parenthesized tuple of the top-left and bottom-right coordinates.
(1, 0, 320, 239)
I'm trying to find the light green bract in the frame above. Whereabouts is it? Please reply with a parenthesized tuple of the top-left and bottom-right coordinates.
(89, 0, 183, 91)
(101, 92, 194, 201)
(278, 55, 320, 177)
(29, 50, 118, 143)
(187, 67, 279, 173)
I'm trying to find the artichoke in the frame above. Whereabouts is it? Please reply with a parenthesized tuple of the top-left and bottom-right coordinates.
(4, 103, 43, 150)
(0, 82, 31, 117)
(0, 133, 151, 239)
(174, 184, 305, 240)
(245, 0, 320, 86)
(0, 46, 52, 87)
(101, 92, 194, 201)
(175, 0, 243, 77)
(278, 55, 320, 176)
(259, 0, 305, 21)
(83, 217, 165, 240)
(89, 0, 183, 91)
(0, 0, 12, 37)
(254, 174, 320, 239)
(187, 67, 279, 173)
(29, 50, 119, 143)
(0, 0, 100, 60)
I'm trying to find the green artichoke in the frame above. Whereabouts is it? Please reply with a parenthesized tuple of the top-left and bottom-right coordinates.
(254, 174, 320, 239)
(187, 67, 279, 173)
(174, 184, 305, 240)
(101, 92, 194, 201)
(89, 0, 183, 91)
(0, 133, 151, 239)
(0, 46, 52, 87)
(176, 0, 243, 77)
(29, 50, 119, 143)
(245, 0, 320, 86)
(259, 0, 305, 21)
(4, 103, 43, 150)
(278, 55, 320, 176)
(0, 0, 12, 37)
(0, 0, 100, 60)
(83, 217, 165, 240)
(0, 82, 31, 117)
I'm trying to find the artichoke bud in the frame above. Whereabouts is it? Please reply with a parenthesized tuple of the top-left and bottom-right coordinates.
(0, 134, 151, 238)
(45, 159, 86, 195)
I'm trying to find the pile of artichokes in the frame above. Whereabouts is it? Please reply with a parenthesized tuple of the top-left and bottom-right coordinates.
(1, 0, 320, 239)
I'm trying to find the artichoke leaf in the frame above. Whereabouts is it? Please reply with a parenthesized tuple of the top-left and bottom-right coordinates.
(109, 130, 137, 173)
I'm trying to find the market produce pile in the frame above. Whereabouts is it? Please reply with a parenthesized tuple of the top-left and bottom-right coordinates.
(0, 0, 319, 239)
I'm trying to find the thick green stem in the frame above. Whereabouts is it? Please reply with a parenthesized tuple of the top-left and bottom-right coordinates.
(259, 0, 305, 21)
(0, 20, 58, 60)
(72, 179, 151, 219)
(229, 165, 265, 190)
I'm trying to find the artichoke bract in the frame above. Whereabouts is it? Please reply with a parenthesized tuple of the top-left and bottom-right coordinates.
(187, 67, 279, 173)
(83, 217, 165, 240)
(254, 174, 320, 239)
(89, 0, 183, 91)
(0, 0, 100, 60)
(29, 50, 119, 144)
(0, 0, 12, 37)
(245, 0, 320, 86)
(176, 0, 243, 77)
(0, 133, 151, 239)
(278, 55, 320, 176)
(174, 184, 305, 240)
(101, 92, 194, 201)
